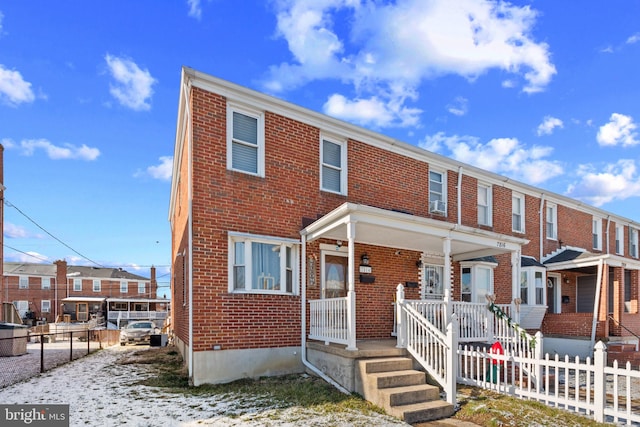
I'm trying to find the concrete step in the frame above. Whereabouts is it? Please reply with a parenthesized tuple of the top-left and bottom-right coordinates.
(387, 400, 455, 424)
(369, 370, 426, 389)
(360, 357, 414, 374)
(380, 383, 441, 408)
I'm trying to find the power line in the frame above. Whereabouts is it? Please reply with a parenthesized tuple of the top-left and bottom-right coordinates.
(2, 243, 50, 262)
(5, 199, 106, 267)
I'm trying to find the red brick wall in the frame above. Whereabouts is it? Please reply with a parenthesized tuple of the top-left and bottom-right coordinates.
(174, 84, 640, 351)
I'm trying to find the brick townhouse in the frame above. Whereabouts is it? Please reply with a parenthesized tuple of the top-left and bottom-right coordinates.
(169, 67, 640, 387)
(2, 261, 160, 326)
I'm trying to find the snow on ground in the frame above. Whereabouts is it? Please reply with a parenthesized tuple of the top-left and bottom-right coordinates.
(0, 344, 409, 427)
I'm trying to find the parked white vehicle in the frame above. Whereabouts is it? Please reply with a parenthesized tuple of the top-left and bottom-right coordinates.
(119, 321, 158, 346)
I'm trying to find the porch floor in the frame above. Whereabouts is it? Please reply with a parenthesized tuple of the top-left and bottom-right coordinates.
(306, 339, 407, 359)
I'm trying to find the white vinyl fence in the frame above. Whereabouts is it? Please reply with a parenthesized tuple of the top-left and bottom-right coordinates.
(457, 341, 640, 425)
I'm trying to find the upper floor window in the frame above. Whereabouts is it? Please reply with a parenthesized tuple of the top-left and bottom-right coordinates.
(73, 278, 82, 292)
(320, 137, 347, 194)
(546, 203, 557, 240)
(520, 264, 546, 305)
(592, 217, 602, 250)
(227, 105, 264, 177)
(229, 233, 298, 294)
(460, 261, 495, 303)
(120, 281, 128, 293)
(138, 282, 146, 295)
(630, 228, 639, 258)
(93, 280, 101, 292)
(41, 277, 51, 290)
(477, 183, 492, 226)
(19, 276, 28, 289)
(512, 193, 525, 233)
(429, 170, 446, 215)
(615, 225, 625, 255)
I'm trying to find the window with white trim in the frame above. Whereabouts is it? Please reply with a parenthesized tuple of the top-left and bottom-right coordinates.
(230, 234, 298, 294)
(41, 300, 51, 313)
(477, 183, 492, 226)
(592, 217, 602, 250)
(73, 278, 82, 292)
(631, 228, 639, 258)
(429, 170, 446, 215)
(138, 282, 146, 295)
(320, 137, 347, 194)
(93, 280, 101, 292)
(546, 203, 557, 240)
(521, 266, 546, 305)
(19, 276, 28, 289)
(512, 193, 525, 233)
(13, 301, 28, 318)
(227, 105, 264, 176)
(616, 224, 625, 255)
(41, 277, 51, 290)
(460, 261, 495, 303)
(120, 281, 128, 293)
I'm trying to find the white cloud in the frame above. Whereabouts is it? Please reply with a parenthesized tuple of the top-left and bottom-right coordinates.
(597, 113, 639, 147)
(0, 65, 35, 106)
(627, 33, 640, 44)
(141, 156, 173, 181)
(421, 131, 562, 185)
(447, 97, 468, 116)
(536, 115, 563, 136)
(5, 250, 50, 263)
(4, 223, 33, 239)
(264, 0, 555, 127)
(104, 54, 157, 111)
(187, 0, 202, 19)
(566, 159, 640, 207)
(10, 138, 100, 160)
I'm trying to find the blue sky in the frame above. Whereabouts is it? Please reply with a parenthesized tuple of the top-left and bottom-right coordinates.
(2, 1, 640, 292)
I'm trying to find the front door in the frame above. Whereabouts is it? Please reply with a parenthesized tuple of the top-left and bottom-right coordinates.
(322, 253, 348, 299)
(76, 303, 88, 321)
(547, 275, 560, 314)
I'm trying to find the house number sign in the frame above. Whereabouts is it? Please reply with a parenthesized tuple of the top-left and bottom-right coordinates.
(496, 241, 506, 248)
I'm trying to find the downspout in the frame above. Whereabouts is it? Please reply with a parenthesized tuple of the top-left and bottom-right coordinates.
(457, 166, 463, 225)
(591, 259, 605, 350)
(605, 216, 611, 254)
(539, 193, 545, 261)
(182, 77, 195, 379)
(300, 234, 349, 394)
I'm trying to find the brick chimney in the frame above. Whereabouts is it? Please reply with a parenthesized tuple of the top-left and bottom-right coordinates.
(150, 265, 157, 298)
(54, 260, 68, 295)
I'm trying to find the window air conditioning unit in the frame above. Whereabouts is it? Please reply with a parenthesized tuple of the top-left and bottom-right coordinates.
(430, 200, 446, 214)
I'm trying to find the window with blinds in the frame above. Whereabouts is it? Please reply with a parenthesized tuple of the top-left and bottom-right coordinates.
(321, 138, 346, 194)
(227, 106, 264, 176)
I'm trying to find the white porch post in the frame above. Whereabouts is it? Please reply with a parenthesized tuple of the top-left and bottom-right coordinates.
(511, 250, 521, 324)
(443, 238, 452, 321)
(396, 284, 406, 349)
(346, 221, 358, 351)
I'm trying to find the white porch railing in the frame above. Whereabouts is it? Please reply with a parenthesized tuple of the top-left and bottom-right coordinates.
(107, 311, 169, 321)
(308, 297, 348, 345)
(396, 285, 457, 405)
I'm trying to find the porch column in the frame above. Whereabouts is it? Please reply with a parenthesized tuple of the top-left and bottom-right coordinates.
(612, 267, 624, 336)
(443, 238, 452, 321)
(511, 250, 521, 323)
(346, 221, 358, 351)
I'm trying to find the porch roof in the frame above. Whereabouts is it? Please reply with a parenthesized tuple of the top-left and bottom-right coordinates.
(301, 203, 528, 260)
(544, 248, 640, 272)
(106, 298, 170, 303)
(61, 297, 106, 303)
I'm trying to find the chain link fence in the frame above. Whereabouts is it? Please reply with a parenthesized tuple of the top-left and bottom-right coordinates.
(0, 329, 120, 389)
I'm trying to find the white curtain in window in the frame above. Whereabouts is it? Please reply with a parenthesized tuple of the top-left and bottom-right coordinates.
(252, 242, 281, 290)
